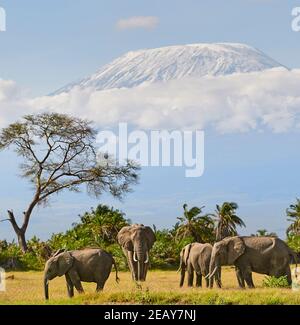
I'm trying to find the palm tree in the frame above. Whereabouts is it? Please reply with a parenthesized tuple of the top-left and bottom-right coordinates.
(212, 202, 245, 241)
(251, 229, 277, 237)
(78, 204, 130, 244)
(176, 204, 215, 243)
(286, 198, 300, 236)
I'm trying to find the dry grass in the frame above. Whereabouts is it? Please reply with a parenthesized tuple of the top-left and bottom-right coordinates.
(1, 268, 300, 305)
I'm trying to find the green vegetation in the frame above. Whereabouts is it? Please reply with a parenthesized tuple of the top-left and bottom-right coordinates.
(286, 198, 300, 236)
(176, 204, 215, 243)
(213, 202, 245, 241)
(262, 276, 290, 288)
(2, 200, 300, 273)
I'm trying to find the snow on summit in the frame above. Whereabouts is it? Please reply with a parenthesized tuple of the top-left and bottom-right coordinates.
(54, 43, 284, 94)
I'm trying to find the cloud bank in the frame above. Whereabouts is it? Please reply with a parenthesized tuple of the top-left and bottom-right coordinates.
(0, 79, 34, 127)
(1, 68, 300, 133)
(116, 16, 159, 30)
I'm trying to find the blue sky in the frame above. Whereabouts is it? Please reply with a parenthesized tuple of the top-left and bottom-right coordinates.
(0, 0, 300, 241)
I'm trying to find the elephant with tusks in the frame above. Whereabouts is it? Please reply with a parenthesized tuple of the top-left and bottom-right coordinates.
(207, 236, 298, 289)
(117, 224, 156, 282)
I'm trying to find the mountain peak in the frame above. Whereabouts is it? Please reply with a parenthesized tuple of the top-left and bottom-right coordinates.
(54, 42, 284, 94)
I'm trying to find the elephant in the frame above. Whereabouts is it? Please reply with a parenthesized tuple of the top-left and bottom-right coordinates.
(179, 243, 212, 288)
(44, 248, 119, 300)
(208, 236, 298, 289)
(117, 224, 156, 282)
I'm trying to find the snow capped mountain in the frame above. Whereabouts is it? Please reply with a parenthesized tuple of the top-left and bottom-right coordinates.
(54, 43, 285, 94)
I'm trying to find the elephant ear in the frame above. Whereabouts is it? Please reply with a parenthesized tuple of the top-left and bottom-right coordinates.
(144, 226, 156, 249)
(117, 226, 134, 251)
(227, 237, 245, 264)
(56, 252, 74, 276)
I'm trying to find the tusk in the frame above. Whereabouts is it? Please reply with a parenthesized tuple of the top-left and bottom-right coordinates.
(133, 251, 138, 262)
(205, 273, 210, 279)
(208, 266, 218, 280)
(144, 251, 149, 264)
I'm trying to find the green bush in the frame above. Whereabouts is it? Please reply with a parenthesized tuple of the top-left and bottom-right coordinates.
(286, 234, 300, 253)
(262, 276, 290, 288)
(0, 242, 44, 271)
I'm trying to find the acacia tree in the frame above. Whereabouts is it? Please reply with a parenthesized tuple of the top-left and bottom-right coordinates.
(0, 113, 139, 252)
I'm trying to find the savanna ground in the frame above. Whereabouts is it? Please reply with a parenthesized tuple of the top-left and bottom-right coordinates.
(1, 267, 300, 305)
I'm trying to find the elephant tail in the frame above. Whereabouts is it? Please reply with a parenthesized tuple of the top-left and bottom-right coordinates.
(184, 243, 193, 266)
(178, 252, 184, 273)
(112, 258, 120, 284)
(178, 244, 192, 272)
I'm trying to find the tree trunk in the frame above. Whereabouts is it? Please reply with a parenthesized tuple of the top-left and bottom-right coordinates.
(17, 230, 28, 253)
(7, 210, 29, 253)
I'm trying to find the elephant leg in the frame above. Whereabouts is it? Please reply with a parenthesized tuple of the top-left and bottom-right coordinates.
(132, 261, 138, 281)
(215, 276, 222, 288)
(193, 262, 202, 288)
(285, 267, 292, 286)
(96, 282, 105, 292)
(187, 265, 194, 287)
(196, 273, 202, 287)
(68, 269, 84, 294)
(65, 274, 74, 298)
(127, 250, 138, 281)
(244, 272, 255, 289)
(209, 276, 214, 289)
(124, 249, 135, 281)
(202, 265, 210, 288)
(274, 266, 292, 286)
(235, 267, 245, 289)
(205, 276, 210, 288)
(143, 263, 149, 281)
(180, 266, 186, 287)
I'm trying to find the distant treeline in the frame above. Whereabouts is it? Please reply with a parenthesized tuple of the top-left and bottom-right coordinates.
(1, 201, 300, 271)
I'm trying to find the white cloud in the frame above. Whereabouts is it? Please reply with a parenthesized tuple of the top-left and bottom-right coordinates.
(0, 79, 36, 127)
(1, 68, 300, 134)
(116, 16, 159, 30)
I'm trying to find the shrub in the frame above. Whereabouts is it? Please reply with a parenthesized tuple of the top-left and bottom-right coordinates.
(0, 242, 44, 271)
(286, 234, 300, 253)
(262, 276, 290, 288)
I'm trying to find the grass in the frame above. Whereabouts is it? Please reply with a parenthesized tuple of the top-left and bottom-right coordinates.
(1, 267, 300, 305)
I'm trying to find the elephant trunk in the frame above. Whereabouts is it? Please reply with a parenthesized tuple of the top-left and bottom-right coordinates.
(208, 257, 221, 289)
(138, 249, 144, 282)
(135, 244, 146, 281)
(138, 260, 143, 282)
(44, 277, 49, 300)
